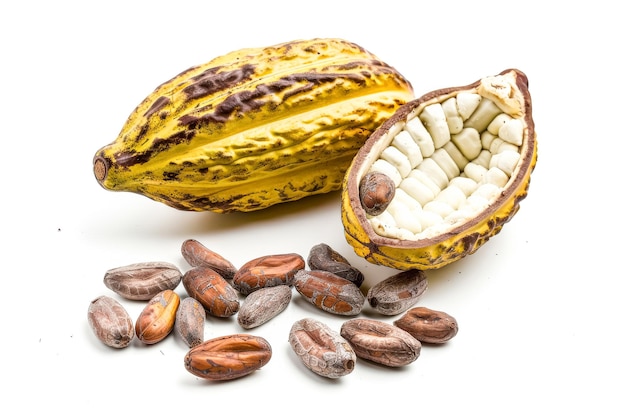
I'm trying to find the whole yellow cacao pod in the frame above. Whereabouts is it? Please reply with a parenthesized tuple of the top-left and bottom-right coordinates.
(93, 38, 414, 212)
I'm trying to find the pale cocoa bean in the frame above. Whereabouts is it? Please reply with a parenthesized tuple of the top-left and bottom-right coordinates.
(135, 289, 180, 345)
(88, 295, 134, 348)
(182, 267, 240, 318)
(293, 270, 364, 316)
(237, 285, 292, 329)
(288, 318, 356, 379)
(393, 307, 459, 344)
(181, 239, 238, 280)
(340, 318, 421, 367)
(307, 243, 364, 287)
(184, 334, 272, 381)
(359, 171, 396, 216)
(175, 297, 206, 348)
(103, 261, 182, 301)
(367, 269, 428, 315)
(233, 253, 305, 295)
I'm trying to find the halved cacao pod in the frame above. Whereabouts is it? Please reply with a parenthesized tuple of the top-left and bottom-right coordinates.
(341, 69, 537, 270)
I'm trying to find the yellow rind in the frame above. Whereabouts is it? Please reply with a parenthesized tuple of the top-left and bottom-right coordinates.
(341, 69, 537, 270)
(342, 140, 536, 270)
(93, 38, 414, 212)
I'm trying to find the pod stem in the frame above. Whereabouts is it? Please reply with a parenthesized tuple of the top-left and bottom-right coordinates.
(93, 157, 108, 183)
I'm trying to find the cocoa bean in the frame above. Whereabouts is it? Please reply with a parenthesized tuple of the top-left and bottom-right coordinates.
(87, 295, 134, 348)
(175, 297, 206, 348)
(340, 318, 421, 367)
(184, 334, 272, 381)
(307, 243, 364, 287)
(103, 261, 182, 301)
(135, 289, 180, 345)
(367, 269, 428, 315)
(232, 253, 305, 295)
(288, 317, 356, 379)
(293, 270, 365, 316)
(393, 307, 459, 344)
(182, 267, 240, 318)
(181, 239, 237, 280)
(359, 171, 396, 216)
(237, 285, 292, 329)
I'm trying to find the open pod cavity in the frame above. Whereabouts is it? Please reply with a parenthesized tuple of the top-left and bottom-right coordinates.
(341, 69, 537, 270)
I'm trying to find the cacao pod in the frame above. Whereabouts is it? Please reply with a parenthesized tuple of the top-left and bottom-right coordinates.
(93, 38, 413, 212)
(341, 69, 537, 270)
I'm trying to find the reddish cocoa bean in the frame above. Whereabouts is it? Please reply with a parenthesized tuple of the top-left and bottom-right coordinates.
(182, 267, 240, 318)
(233, 253, 305, 295)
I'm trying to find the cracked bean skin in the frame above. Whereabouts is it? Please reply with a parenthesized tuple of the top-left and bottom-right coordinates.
(340, 318, 421, 367)
(181, 239, 238, 280)
(237, 285, 292, 329)
(182, 267, 239, 318)
(233, 253, 305, 295)
(289, 317, 356, 379)
(184, 334, 272, 381)
(293, 270, 365, 316)
(367, 269, 428, 315)
(103, 261, 182, 301)
(175, 297, 206, 348)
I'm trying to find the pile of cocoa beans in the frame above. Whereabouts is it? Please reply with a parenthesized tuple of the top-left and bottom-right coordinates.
(88, 240, 458, 380)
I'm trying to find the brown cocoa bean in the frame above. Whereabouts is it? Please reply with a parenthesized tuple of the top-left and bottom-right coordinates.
(232, 253, 305, 295)
(237, 285, 292, 329)
(367, 269, 428, 315)
(184, 334, 272, 381)
(288, 317, 356, 379)
(181, 239, 238, 280)
(359, 171, 396, 216)
(135, 289, 180, 345)
(175, 297, 206, 348)
(393, 307, 459, 344)
(307, 243, 364, 287)
(293, 270, 364, 316)
(340, 318, 421, 367)
(88, 295, 134, 348)
(103, 261, 182, 301)
(182, 267, 240, 318)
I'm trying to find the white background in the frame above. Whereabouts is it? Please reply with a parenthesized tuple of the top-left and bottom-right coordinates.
(2, 1, 624, 415)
